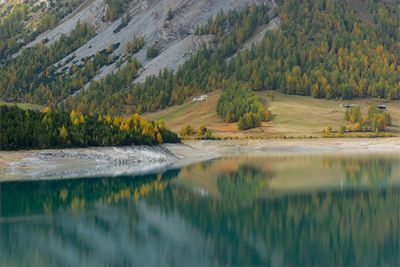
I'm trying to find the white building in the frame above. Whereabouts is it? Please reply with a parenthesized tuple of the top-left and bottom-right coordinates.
(192, 95, 208, 102)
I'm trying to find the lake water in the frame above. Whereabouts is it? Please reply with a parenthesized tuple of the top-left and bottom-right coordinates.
(0, 152, 399, 266)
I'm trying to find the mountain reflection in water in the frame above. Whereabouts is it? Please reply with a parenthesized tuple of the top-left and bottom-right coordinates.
(0, 152, 399, 266)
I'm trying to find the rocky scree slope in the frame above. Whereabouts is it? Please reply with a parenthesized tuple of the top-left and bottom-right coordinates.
(19, 0, 276, 86)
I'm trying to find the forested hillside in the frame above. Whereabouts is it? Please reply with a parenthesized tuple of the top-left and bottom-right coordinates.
(0, 0, 399, 118)
(0, 0, 85, 61)
(1, 21, 96, 103)
(64, 3, 273, 114)
(66, 0, 399, 116)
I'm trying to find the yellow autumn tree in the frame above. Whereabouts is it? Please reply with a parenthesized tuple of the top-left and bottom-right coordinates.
(43, 106, 51, 113)
(79, 114, 85, 124)
(112, 116, 120, 127)
(156, 133, 163, 144)
(59, 125, 68, 140)
(70, 110, 77, 123)
(120, 123, 130, 132)
(105, 114, 112, 124)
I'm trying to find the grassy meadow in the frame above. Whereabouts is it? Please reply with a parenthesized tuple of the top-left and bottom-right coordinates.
(145, 91, 400, 138)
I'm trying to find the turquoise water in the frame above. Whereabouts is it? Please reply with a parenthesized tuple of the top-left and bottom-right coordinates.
(0, 153, 399, 266)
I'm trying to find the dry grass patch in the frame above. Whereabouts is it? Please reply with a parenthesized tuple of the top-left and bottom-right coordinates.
(144, 90, 400, 138)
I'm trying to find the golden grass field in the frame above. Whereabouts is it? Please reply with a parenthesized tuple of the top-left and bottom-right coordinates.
(145, 91, 400, 138)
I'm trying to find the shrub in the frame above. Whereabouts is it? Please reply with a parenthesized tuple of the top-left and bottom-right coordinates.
(339, 125, 346, 134)
(353, 122, 361, 132)
(166, 9, 174, 20)
(323, 125, 332, 134)
(124, 34, 145, 55)
(197, 124, 207, 137)
(196, 125, 214, 139)
(113, 13, 131, 33)
(180, 125, 195, 137)
(146, 46, 159, 59)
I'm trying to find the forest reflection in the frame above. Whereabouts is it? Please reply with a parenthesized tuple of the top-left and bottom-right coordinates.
(0, 153, 399, 266)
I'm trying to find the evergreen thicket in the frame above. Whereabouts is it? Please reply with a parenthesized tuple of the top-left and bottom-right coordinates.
(146, 46, 159, 59)
(1, 0, 398, 126)
(0, 106, 179, 150)
(217, 84, 268, 130)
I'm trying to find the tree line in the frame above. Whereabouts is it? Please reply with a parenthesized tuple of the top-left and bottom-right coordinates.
(0, 106, 179, 150)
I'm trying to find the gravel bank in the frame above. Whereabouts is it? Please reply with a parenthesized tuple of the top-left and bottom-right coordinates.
(0, 146, 178, 181)
(1, 138, 399, 181)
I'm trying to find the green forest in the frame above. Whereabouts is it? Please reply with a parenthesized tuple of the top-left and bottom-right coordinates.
(0, 0, 85, 61)
(217, 83, 270, 130)
(0, 106, 179, 150)
(0, 21, 96, 103)
(60, 0, 399, 125)
(0, 0, 399, 130)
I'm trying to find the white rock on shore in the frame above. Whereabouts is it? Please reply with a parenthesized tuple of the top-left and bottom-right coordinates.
(1, 138, 399, 182)
(1, 145, 179, 181)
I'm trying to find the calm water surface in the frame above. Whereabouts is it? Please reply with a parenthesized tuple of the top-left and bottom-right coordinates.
(0, 152, 399, 266)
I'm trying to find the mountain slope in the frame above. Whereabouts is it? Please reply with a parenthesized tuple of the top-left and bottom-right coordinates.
(18, 0, 276, 84)
(64, 0, 398, 117)
(0, 0, 398, 132)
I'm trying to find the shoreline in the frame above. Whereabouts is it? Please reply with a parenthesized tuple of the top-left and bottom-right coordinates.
(1, 137, 399, 182)
(166, 137, 400, 167)
(0, 146, 178, 182)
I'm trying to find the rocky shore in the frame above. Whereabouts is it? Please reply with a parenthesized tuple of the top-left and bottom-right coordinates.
(1, 138, 399, 181)
(0, 146, 178, 181)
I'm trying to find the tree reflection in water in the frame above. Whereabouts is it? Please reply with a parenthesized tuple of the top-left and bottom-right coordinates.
(0, 153, 399, 266)
(217, 164, 273, 207)
(341, 157, 395, 186)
